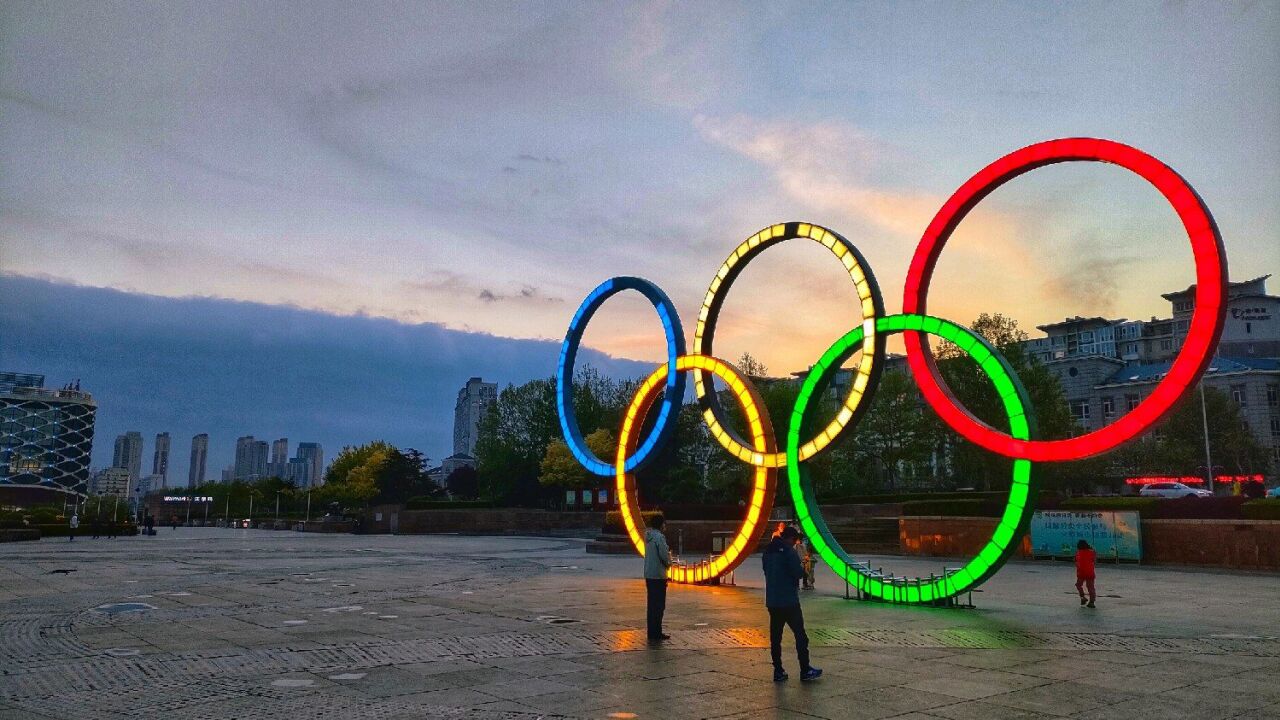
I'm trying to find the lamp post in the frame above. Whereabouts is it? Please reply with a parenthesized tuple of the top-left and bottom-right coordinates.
(185, 495, 192, 526)
(275, 491, 280, 521)
(306, 489, 312, 523)
(1199, 383, 1215, 494)
(224, 493, 230, 527)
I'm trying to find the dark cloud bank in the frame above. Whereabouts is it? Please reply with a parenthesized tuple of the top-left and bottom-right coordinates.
(0, 275, 649, 481)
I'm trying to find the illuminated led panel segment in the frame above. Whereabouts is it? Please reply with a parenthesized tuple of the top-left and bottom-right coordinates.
(558, 277, 686, 477)
(788, 314, 1036, 604)
(692, 222, 886, 468)
(903, 138, 1226, 462)
(617, 355, 777, 584)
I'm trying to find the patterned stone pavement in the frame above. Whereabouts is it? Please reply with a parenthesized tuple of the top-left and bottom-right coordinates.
(1, 528, 1279, 719)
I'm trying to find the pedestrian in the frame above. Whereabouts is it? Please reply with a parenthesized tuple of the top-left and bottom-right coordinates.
(763, 526, 821, 682)
(68, 513, 79, 542)
(1075, 539, 1097, 608)
(643, 514, 671, 642)
(91, 517, 101, 540)
(144, 513, 155, 537)
(171, 515, 178, 531)
(799, 533, 815, 590)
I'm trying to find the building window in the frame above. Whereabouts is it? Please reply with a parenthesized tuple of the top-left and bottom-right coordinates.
(1268, 384, 1278, 407)
(1102, 397, 1114, 417)
(1070, 399, 1091, 422)
(1160, 339, 1172, 351)
(1246, 322, 1252, 334)
(1231, 385, 1247, 406)
(1272, 418, 1280, 438)
(1126, 394, 1140, 411)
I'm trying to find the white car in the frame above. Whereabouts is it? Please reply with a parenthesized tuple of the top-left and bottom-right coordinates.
(1139, 482, 1212, 499)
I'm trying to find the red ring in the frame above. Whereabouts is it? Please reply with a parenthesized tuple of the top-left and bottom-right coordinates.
(903, 137, 1227, 462)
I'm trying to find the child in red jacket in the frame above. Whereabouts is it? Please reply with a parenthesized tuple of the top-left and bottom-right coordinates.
(1075, 539, 1097, 608)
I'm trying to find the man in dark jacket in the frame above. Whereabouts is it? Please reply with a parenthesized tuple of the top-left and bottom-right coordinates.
(762, 526, 821, 682)
(643, 515, 671, 641)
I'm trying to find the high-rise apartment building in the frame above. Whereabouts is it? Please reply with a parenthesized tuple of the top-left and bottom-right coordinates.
(113, 431, 144, 484)
(270, 438, 288, 478)
(189, 433, 208, 487)
(0, 372, 97, 494)
(453, 377, 497, 456)
(233, 435, 269, 480)
(293, 442, 324, 488)
(152, 432, 170, 487)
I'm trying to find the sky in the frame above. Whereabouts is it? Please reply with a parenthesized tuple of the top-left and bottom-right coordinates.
(0, 275, 651, 476)
(1, 2, 1278, 474)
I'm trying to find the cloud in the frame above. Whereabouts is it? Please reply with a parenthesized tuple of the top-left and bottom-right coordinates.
(514, 154, 564, 166)
(0, 275, 648, 477)
(692, 113, 1038, 273)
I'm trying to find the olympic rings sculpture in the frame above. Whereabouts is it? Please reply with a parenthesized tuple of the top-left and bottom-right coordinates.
(556, 137, 1227, 603)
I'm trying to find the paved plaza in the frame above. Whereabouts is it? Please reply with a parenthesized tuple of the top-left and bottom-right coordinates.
(1, 529, 1278, 720)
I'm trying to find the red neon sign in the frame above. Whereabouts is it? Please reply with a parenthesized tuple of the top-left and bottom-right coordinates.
(1124, 474, 1264, 486)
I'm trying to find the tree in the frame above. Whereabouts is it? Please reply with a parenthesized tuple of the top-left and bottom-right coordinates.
(445, 466, 480, 499)
(827, 369, 944, 493)
(540, 429, 615, 490)
(937, 313, 1077, 490)
(325, 442, 396, 487)
(1106, 386, 1270, 478)
(736, 352, 768, 378)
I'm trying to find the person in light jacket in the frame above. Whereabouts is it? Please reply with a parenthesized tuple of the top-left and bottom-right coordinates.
(763, 526, 821, 682)
(643, 514, 671, 641)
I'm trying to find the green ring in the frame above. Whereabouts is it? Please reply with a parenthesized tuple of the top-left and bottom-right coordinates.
(787, 313, 1037, 604)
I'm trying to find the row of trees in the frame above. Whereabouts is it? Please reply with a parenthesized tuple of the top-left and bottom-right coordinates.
(474, 314, 1270, 507)
(164, 443, 484, 517)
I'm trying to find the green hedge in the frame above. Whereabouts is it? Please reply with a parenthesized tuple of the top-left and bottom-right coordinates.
(603, 510, 665, 535)
(404, 498, 498, 510)
(1243, 500, 1280, 521)
(899, 498, 1010, 517)
(1058, 497, 1161, 515)
(823, 491, 1008, 505)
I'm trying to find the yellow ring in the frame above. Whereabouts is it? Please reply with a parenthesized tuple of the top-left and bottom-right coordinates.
(617, 355, 777, 583)
(692, 222, 882, 467)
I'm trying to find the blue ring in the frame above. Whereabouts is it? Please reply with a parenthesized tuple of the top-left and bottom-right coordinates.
(557, 277, 686, 477)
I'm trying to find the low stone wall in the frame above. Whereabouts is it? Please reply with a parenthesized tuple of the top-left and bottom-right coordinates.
(299, 519, 356, 533)
(899, 516, 1032, 559)
(1142, 519, 1280, 570)
(899, 516, 1280, 571)
(593, 519, 777, 555)
(0, 528, 40, 542)
(397, 509, 604, 535)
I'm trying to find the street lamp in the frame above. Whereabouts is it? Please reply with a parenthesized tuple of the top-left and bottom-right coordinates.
(1199, 382, 1215, 494)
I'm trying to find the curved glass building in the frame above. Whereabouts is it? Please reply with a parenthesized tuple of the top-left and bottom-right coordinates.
(0, 372, 96, 496)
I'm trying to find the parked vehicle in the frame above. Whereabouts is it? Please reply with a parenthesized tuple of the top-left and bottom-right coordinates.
(1139, 482, 1213, 499)
(1266, 486, 1280, 499)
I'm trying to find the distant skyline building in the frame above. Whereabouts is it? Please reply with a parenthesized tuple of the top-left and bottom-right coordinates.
(293, 442, 324, 488)
(233, 435, 269, 480)
(0, 372, 97, 495)
(189, 433, 208, 487)
(112, 431, 143, 484)
(152, 432, 170, 487)
(453, 377, 497, 456)
(91, 467, 130, 497)
(270, 437, 288, 478)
